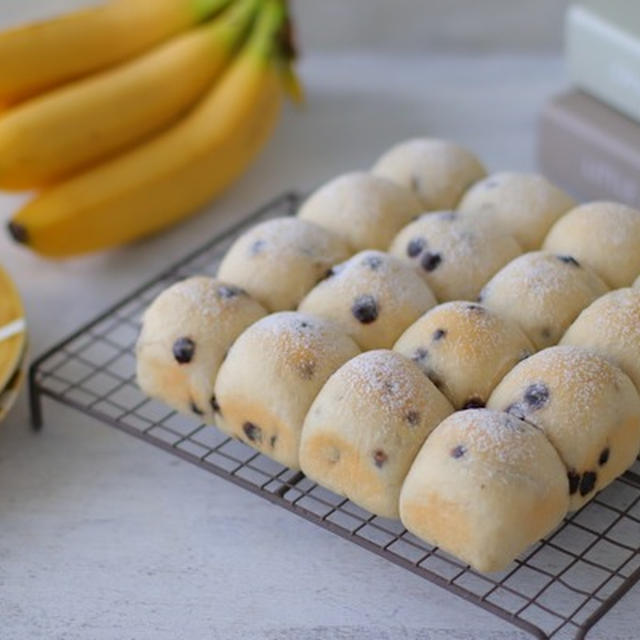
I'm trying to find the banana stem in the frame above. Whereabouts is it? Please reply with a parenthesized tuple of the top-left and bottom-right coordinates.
(212, 0, 263, 50)
(246, 0, 286, 62)
(191, 0, 235, 22)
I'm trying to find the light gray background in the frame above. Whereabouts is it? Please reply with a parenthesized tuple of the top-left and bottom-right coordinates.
(2, 0, 571, 52)
(2, 2, 637, 640)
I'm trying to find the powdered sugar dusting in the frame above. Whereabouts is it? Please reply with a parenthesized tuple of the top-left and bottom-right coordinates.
(482, 251, 606, 304)
(337, 350, 426, 418)
(512, 345, 621, 414)
(225, 216, 350, 262)
(555, 201, 640, 248)
(251, 311, 358, 365)
(567, 288, 640, 345)
(308, 250, 436, 311)
(442, 409, 542, 467)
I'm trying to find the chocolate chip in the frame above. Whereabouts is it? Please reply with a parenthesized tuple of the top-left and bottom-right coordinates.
(540, 327, 552, 340)
(505, 402, 526, 420)
(190, 400, 204, 416)
(351, 294, 378, 323)
(599, 448, 610, 466)
(320, 267, 335, 281)
(217, 284, 244, 299)
(210, 395, 220, 413)
(433, 328, 447, 341)
(451, 445, 466, 459)
(270, 435, 277, 448)
(363, 254, 384, 270)
(466, 304, 484, 313)
(412, 347, 429, 362)
(298, 360, 316, 380)
(373, 449, 388, 468)
(242, 421, 262, 443)
(405, 410, 420, 426)
(382, 380, 396, 395)
(463, 397, 485, 409)
(421, 251, 442, 272)
(297, 320, 312, 329)
(568, 470, 580, 495)
(524, 383, 549, 410)
(580, 471, 597, 496)
(407, 237, 426, 258)
(557, 255, 580, 267)
(173, 337, 195, 364)
(249, 239, 266, 255)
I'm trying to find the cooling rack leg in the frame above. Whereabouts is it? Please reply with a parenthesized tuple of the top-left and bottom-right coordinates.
(28, 365, 43, 431)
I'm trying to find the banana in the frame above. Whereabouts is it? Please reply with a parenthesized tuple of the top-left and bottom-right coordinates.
(0, 0, 261, 190)
(8, 1, 289, 259)
(0, 0, 232, 104)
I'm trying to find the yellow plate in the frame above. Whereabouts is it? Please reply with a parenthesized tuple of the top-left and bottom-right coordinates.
(0, 264, 26, 393)
(0, 343, 26, 424)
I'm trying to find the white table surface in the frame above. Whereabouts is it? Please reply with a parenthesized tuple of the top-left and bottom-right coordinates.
(1, 52, 638, 640)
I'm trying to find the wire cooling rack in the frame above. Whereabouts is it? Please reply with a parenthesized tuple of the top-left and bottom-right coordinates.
(29, 192, 640, 640)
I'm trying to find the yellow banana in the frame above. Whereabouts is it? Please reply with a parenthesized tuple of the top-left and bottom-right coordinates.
(0, 0, 261, 190)
(8, 1, 288, 259)
(0, 0, 232, 104)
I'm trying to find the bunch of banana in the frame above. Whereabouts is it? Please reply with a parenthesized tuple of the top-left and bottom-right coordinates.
(3, 0, 300, 258)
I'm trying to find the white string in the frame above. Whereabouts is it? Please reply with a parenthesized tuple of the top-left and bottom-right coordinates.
(0, 318, 25, 343)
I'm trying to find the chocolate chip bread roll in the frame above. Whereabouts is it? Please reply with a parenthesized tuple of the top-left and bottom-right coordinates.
(300, 350, 453, 518)
(458, 172, 575, 250)
(488, 346, 640, 511)
(372, 138, 486, 210)
(297, 172, 422, 251)
(479, 251, 608, 350)
(213, 312, 360, 469)
(561, 288, 640, 392)
(399, 410, 569, 573)
(298, 250, 437, 350)
(217, 217, 352, 312)
(388, 210, 522, 301)
(394, 302, 534, 409)
(543, 202, 640, 288)
(136, 277, 267, 421)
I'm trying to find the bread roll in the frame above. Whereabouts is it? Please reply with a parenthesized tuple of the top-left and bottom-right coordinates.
(297, 172, 422, 251)
(136, 276, 266, 421)
(394, 301, 534, 409)
(458, 172, 575, 250)
(300, 350, 453, 518)
(213, 312, 360, 468)
(298, 250, 437, 350)
(372, 138, 486, 210)
(543, 202, 640, 288)
(399, 409, 569, 573)
(217, 217, 352, 312)
(488, 345, 640, 510)
(479, 251, 608, 350)
(561, 288, 640, 392)
(388, 210, 522, 301)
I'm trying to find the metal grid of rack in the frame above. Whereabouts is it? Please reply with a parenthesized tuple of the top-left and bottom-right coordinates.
(29, 192, 640, 640)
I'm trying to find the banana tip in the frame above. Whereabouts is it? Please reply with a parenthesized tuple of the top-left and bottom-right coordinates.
(7, 221, 28, 245)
